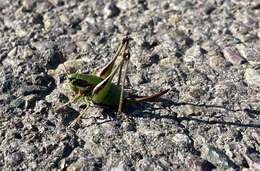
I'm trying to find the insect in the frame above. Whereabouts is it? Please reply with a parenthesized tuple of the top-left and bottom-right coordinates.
(60, 36, 169, 127)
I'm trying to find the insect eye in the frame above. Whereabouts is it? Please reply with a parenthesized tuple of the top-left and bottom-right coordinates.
(67, 75, 73, 81)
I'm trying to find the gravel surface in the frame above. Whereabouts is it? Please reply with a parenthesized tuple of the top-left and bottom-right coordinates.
(0, 0, 260, 170)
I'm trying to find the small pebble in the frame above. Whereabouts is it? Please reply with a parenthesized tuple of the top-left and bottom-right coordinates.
(244, 68, 260, 87)
(104, 2, 120, 18)
(236, 44, 260, 65)
(223, 47, 244, 65)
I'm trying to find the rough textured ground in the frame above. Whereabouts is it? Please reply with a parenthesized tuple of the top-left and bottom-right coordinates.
(0, 0, 260, 170)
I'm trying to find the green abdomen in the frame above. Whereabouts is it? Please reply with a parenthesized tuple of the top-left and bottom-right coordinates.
(93, 84, 121, 106)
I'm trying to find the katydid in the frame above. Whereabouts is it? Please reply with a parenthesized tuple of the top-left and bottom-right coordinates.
(61, 36, 169, 126)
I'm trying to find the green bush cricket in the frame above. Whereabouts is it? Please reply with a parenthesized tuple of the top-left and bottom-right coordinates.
(59, 36, 169, 127)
